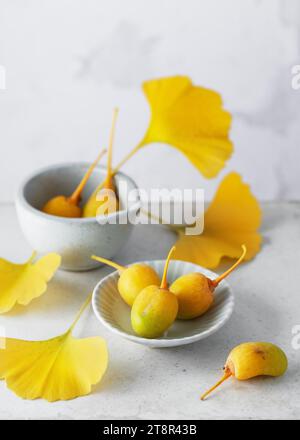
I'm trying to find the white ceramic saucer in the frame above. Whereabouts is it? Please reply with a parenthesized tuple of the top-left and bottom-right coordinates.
(92, 260, 234, 348)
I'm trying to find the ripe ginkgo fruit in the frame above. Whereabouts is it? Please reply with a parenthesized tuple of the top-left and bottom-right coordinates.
(170, 245, 246, 319)
(0, 252, 61, 313)
(42, 149, 106, 218)
(91, 255, 160, 306)
(131, 246, 178, 339)
(201, 342, 288, 400)
(173, 172, 262, 268)
(0, 294, 108, 402)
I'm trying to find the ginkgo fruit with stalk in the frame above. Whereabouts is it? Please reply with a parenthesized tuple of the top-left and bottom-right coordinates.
(170, 245, 246, 319)
(131, 246, 178, 338)
(42, 149, 106, 218)
(201, 342, 288, 401)
(91, 255, 160, 307)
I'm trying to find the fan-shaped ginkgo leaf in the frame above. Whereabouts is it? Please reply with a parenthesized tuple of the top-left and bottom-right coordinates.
(0, 295, 108, 402)
(113, 76, 233, 179)
(141, 76, 233, 178)
(174, 172, 262, 268)
(0, 252, 61, 313)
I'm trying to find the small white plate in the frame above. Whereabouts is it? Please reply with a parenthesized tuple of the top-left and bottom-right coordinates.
(92, 260, 234, 348)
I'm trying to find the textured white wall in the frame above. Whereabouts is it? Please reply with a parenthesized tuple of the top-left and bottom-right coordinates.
(0, 0, 300, 202)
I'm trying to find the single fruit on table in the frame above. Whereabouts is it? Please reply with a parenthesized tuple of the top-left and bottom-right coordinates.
(201, 342, 288, 401)
(83, 108, 120, 218)
(170, 245, 247, 320)
(131, 246, 178, 339)
(42, 149, 106, 218)
(91, 255, 160, 307)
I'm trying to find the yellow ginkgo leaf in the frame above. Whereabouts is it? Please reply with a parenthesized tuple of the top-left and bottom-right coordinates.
(174, 172, 262, 268)
(0, 294, 108, 402)
(142, 76, 233, 178)
(114, 76, 232, 178)
(0, 252, 61, 314)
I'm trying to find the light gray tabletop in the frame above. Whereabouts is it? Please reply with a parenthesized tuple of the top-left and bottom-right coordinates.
(0, 202, 299, 420)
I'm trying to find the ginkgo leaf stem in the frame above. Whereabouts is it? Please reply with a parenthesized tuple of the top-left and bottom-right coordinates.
(69, 149, 107, 204)
(27, 251, 38, 264)
(112, 140, 144, 176)
(69, 293, 93, 333)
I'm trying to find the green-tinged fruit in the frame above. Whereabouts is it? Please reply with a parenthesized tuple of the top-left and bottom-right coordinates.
(131, 246, 178, 338)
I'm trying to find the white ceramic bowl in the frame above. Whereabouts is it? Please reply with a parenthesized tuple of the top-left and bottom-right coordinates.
(15, 163, 140, 271)
(92, 259, 234, 348)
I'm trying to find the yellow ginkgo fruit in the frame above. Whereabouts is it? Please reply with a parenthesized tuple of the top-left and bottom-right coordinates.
(201, 342, 288, 400)
(0, 294, 108, 402)
(115, 76, 233, 178)
(0, 252, 61, 313)
(174, 172, 262, 268)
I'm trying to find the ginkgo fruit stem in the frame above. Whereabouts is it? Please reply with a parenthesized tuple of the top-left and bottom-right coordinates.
(69, 149, 107, 204)
(69, 293, 93, 333)
(160, 246, 176, 290)
(200, 370, 232, 401)
(91, 255, 126, 273)
(212, 245, 247, 288)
